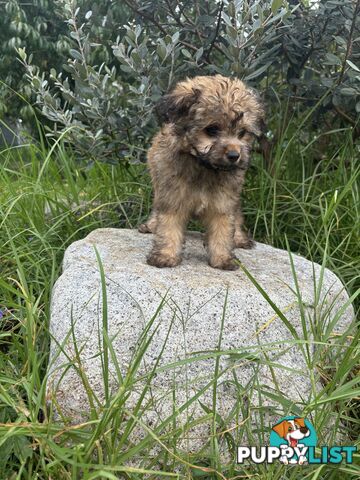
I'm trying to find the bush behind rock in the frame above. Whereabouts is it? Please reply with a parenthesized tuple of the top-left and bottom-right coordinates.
(1, 0, 359, 162)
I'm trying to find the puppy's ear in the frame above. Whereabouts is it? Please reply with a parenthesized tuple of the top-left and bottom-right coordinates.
(272, 421, 288, 439)
(294, 418, 306, 428)
(248, 87, 266, 138)
(155, 87, 201, 124)
(252, 118, 266, 138)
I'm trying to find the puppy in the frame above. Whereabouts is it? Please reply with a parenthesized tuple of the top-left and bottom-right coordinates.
(139, 75, 264, 270)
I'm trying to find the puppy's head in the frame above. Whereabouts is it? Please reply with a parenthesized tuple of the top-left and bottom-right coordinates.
(156, 75, 265, 171)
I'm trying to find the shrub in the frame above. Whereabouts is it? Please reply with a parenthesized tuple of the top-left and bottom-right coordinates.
(6, 0, 360, 163)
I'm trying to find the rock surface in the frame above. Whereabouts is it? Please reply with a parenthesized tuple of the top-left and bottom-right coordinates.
(48, 228, 354, 449)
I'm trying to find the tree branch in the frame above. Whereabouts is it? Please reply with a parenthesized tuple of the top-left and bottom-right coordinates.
(204, 1, 224, 62)
(164, 0, 184, 28)
(122, 0, 203, 57)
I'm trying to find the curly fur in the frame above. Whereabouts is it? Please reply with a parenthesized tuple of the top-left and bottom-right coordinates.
(139, 74, 265, 270)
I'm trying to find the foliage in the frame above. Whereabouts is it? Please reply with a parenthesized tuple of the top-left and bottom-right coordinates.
(0, 116, 359, 477)
(1, 0, 357, 163)
(0, 0, 67, 119)
(281, 0, 360, 123)
(0, 0, 129, 120)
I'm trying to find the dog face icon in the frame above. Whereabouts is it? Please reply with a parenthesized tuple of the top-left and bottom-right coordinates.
(272, 418, 311, 464)
(272, 417, 310, 447)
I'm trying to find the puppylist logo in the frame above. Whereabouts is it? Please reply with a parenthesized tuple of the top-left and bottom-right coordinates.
(237, 416, 357, 466)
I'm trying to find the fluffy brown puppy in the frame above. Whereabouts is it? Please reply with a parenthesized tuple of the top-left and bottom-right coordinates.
(139, 74, 265, 270)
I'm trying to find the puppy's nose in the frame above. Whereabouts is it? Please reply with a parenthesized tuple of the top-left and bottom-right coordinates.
(226, 150, 240, 163)
(300, 427, 308, 434)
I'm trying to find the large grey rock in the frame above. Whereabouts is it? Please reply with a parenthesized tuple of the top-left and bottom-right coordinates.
(47, 228, 354, 449)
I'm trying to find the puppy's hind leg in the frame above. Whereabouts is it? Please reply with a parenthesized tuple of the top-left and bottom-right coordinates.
(138, 210, 158, 233)
(233, 203, 254, 249)
(147, 210, 188, 268)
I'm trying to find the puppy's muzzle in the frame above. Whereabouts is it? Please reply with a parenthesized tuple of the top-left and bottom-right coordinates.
(226, 150, 240, 163)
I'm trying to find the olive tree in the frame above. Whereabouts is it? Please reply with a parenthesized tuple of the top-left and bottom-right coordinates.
(9, 0, 360, 163)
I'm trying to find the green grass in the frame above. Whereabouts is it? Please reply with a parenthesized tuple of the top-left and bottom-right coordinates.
(0, 117, 359, 479)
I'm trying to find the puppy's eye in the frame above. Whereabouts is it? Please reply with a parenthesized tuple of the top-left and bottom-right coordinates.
(205, 124, 220, 137)
(288, 427, 293, 432)
(238, 129, 246, 138)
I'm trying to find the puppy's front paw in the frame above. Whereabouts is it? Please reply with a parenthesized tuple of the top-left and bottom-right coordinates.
(209, 256, 239, 271)
(147, 251, 181, 268)
(234, 233, 255, 249)
(138, 223, 153, 233)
